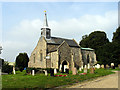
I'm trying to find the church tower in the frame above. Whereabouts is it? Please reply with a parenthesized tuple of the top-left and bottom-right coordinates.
(41, 11, 51, 39)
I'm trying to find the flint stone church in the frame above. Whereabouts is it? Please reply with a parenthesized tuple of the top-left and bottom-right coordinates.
(28, 12, 97, 72)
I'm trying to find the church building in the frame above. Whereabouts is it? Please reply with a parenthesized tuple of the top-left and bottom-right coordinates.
(28, 12, 97, 72)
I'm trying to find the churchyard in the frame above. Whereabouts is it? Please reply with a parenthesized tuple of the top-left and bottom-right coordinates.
(2, 66, 119, 89)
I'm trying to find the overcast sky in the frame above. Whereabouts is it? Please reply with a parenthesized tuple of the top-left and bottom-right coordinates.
(0, 2, 118, 62)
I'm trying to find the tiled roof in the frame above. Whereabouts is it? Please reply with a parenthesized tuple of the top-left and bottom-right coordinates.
(46, 37, 79, 47)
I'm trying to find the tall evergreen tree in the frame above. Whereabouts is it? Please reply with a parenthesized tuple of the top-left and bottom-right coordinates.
(15, 53, 29, 71)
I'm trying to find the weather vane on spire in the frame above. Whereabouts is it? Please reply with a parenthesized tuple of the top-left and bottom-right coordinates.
(44, 10, 46, 13)
(43, 10, 48, 27)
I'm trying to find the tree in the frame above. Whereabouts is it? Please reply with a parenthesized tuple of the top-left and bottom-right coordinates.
(80, 31, 109, 50)
(1, 59, 13, 74)
(79, 28, 120, 66)
(0, 58, 4, 68)
(79, 31, 109, 64)
(112, 27, 120, 43)
(15, 53, 29, 72)
(111, 27, 120, 66)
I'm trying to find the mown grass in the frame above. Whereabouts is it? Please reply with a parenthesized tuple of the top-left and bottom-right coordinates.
(2, 68, 117, 89)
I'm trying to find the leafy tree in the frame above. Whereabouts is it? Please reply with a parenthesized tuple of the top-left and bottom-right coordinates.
(112, 27, 120, 43)
(79, 28, 120, 66)
(80, 31, 109, 50)
(111, 27, 120, 66)
(15, 53, 29, 72)
(2, 60, 13, 74)
(0, 58, 4, 68)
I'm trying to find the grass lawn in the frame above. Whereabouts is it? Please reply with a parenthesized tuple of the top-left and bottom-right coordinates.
(2, 68, 117, 89)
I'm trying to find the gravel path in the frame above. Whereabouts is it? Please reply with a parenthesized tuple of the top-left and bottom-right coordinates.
(67, 71, 119, 88)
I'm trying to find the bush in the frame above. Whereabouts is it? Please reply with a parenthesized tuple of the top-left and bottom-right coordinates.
(2, 61, 13, 74)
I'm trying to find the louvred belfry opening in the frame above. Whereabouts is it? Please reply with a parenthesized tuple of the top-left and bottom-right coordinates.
(41, 11, 51, 39)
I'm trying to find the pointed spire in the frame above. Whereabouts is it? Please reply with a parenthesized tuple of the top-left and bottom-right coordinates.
(43, 11, 49, 28)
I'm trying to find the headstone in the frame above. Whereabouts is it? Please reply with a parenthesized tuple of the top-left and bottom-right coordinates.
(64, 65, 67, 72)
(87, 63, 90, 69)
(79, 67, 82, 71)
(101, 64, 104, 68)
(59, 65, 62, 71)
(13, 66, 15, 74)
(43, 70, 47, 76)
(118, 64, 120, 69)
(106, 64, 110, 69)
(111, 63, 114, 66)
(111, 63, 114, 69)
(32, 70, 35, 76)
(54, 69, 57, 74)
(96, 64, 100, 69)
(45, 70, 47, 76)
(81, 65, 83, 69)
(84, 67, 87, 73)
(50, 69, 54, 76)
(72, 67, 77, 75)
(90, 68, 94, 74)
(95, 65, 97, 68)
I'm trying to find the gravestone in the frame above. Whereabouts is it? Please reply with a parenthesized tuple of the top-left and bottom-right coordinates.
(111, 63, 114, 69)
(13, 66, 16, 74)
(87, 63, 90, 69)
(106, 64, 110, 69)
(50, 69, 54, 76)
(118, 64, 120, 69)
(43, 70, 48, 76)
(79, 67, 82, 71)
(84, 65, 87, 73)
(72, 67, 77, 75)
(84, 68, 87, 73)
(81, 65, 83, 69)
(90, 68, 94, 74)
(96, 64, 100, 69)
(85, 65, 87, 68)
(32, 70, 35, 76)
(54, 69, 57, 74)
(101, 64, 104, 68)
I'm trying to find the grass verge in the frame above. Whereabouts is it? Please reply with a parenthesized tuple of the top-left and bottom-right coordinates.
(2, 68, 116, 89)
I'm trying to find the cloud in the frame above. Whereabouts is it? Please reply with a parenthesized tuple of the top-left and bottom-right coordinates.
(2, 10, 118, 62)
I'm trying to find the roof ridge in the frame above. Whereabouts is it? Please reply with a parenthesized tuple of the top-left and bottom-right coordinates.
(51, 36, 73, 41)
